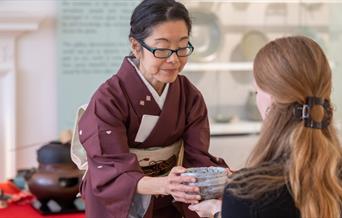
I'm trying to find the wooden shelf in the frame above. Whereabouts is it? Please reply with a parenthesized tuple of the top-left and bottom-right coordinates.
(184, 62, 253, 72)
(210, 121, 262, 136)
(184, 60, 334, 72)
(0, 12, 43, 32)
(221, 24, 330, 33)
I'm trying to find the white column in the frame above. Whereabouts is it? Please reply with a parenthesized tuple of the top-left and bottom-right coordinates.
(0, 13, 43, 180)
(0, 36, 16, 180)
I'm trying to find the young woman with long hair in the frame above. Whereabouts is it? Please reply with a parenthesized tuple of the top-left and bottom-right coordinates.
(189, 36, 342, 218)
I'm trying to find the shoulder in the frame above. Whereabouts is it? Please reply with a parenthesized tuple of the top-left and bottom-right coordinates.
(222, 190, 253, 218)
(91, 75, 125, 103)
(177, 75, 201, 94)
(91, 56, 134, 103)
(93, 75, 120, 96)
(223, 185, 300, 218)
(87, 75, 129, 119)
(177, 74, 205, 102)
(254, 185, 300, 218)
(223, 164, 300, 218)
(176, 75, 208, 117)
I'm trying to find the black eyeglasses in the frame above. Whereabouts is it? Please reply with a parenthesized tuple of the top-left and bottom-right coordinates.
(138, 40, 194, 59)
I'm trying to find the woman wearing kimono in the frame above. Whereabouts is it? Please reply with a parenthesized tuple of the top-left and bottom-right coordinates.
(72, 0, 227, 217)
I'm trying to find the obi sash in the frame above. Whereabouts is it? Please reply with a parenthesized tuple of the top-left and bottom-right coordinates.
(70, 105, 184, 217)
(130, 140, 184, 177)
(70, 105, 184, 178)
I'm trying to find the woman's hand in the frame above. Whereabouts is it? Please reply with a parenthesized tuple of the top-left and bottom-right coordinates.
(188, 199, 222, 217)
(137, 166, 201, 204)
(162, 166, 201, 204)
(226, 166, 234, 175)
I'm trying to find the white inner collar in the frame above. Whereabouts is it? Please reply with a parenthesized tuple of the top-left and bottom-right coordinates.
(128, 58, 169, 110)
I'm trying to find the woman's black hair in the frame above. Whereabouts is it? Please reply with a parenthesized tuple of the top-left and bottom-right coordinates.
(129, 0, 192, 41)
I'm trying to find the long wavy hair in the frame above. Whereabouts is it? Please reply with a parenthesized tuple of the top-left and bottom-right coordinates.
(227, 36, 342, 218)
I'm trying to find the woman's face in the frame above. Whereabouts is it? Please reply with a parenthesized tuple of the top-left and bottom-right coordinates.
(131, 20, 189, 91)
(253, 78, 273, 120)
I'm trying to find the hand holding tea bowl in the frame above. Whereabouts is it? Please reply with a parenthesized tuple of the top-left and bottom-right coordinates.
(181, 167, 228, 200)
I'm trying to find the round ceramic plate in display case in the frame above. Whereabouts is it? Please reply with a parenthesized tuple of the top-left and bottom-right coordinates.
(189, 10, 222, 62)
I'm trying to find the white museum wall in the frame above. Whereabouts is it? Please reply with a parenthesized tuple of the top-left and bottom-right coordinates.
(0, 1, 341, 180)
(0, 1, 58, 178)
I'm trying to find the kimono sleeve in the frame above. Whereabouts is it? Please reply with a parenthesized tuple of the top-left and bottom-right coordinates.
(182, 81, 227, 168)
(78, 80, 144, 216)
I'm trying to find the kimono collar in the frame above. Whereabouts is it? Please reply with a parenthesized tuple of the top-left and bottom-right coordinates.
(116, 57, 162, 116)
(127, 58, 169, 110)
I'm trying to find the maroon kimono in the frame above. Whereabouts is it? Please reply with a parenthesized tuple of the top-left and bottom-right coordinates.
(78, 57, 227, 218)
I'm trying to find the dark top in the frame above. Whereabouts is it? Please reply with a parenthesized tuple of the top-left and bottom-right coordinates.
(221, 185, 300, 218)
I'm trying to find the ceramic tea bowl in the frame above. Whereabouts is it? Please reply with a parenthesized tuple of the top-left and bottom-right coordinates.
(181, 167, 227, 200)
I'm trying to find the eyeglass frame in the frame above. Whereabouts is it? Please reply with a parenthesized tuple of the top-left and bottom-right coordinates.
(138, 40, 194, 59)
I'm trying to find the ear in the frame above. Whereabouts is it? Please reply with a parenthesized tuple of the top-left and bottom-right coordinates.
(130, 37, 142, 59)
